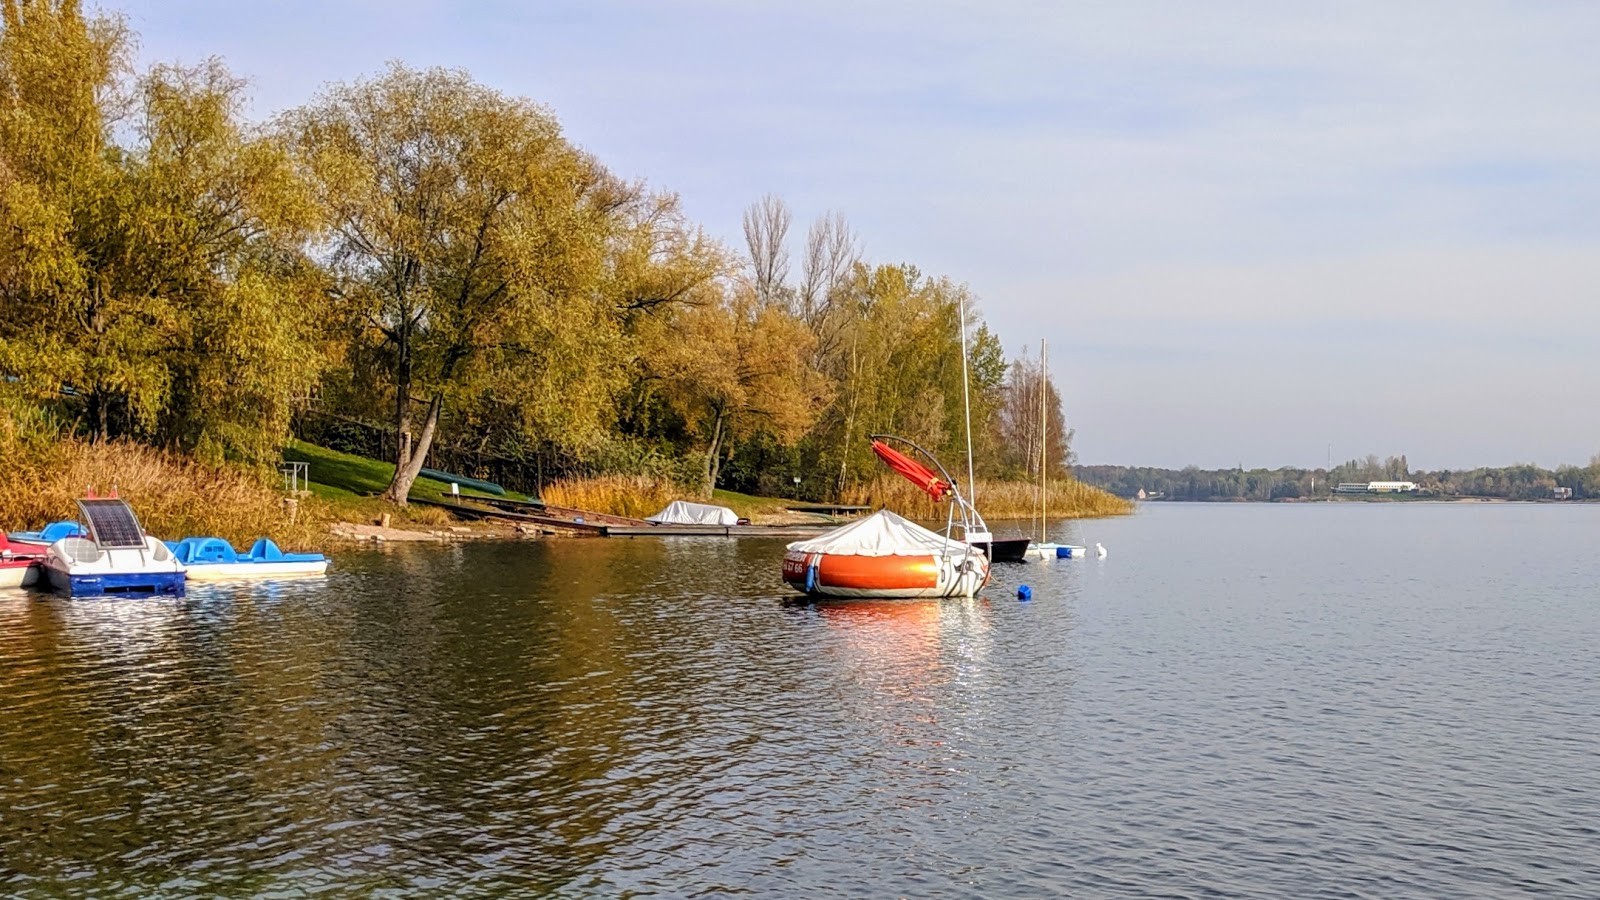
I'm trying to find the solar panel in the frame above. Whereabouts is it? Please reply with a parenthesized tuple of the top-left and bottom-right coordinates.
(77, 499, 148, 549)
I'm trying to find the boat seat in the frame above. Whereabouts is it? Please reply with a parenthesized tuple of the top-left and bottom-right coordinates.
(171, 537, 240, 565)
(248, 538, 285, 561)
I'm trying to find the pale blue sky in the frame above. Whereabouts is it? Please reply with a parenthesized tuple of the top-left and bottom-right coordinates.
(126, 1, 1600, 468)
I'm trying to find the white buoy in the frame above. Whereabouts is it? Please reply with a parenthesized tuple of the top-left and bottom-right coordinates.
(1095, 542, 1107, 558)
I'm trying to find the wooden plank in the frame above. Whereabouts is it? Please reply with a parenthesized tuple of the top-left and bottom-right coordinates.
(602, 524, 832, 538)
(784, 504, 871, 516)
(409, 497, 608, 534)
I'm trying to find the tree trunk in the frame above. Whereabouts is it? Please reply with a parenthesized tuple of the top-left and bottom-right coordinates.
(702, 407, 725, 498)
(393, 350, 413, 474)
(383, 393, 441, 506)
(88, 389, 107, 443)
(836, 336, 859, 498)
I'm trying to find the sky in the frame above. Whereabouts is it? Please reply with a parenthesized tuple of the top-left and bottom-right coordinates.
(125, 0, 1600, 469)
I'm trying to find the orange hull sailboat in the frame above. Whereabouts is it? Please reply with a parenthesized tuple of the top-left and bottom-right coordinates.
(782, 437, 991, 600)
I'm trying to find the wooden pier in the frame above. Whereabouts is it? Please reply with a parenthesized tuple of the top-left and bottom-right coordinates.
(602, 524, 833, 538)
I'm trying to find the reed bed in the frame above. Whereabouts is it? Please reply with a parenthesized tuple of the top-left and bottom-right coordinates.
(539, 475, 688, 519)
(0, 436, 330, 551)
(841, 476, 1132, 520)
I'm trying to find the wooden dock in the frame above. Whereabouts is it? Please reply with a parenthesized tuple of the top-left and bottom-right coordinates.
(414, 497, 830, 539)
(603, 524, 832, 538)
(408, 497, 609, 534)
(784, 504, 870, 517)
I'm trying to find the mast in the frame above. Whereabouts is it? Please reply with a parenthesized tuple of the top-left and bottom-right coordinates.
(1040, 338, 1048, 543)
(959, 293, 976, 507)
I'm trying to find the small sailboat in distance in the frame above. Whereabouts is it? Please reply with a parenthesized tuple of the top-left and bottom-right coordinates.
(1023, 339, 1085, 561)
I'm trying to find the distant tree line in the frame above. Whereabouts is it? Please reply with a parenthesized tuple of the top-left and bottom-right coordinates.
(1078, 454, 1600, 501)
(0, 1, 1086, 505)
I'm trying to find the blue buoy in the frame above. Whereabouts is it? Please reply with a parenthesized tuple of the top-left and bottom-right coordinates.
(1017, 585, 1032, 601)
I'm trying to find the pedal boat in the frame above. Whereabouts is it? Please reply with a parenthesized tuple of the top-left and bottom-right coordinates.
(0, 533, 46, 589)
(43, 499, 185, 598)
(166, 537, 328, 581)
(8, 521, 84, 548)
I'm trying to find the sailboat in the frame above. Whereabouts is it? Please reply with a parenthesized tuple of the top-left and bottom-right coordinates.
(1023, 339, 1087, 561)
(781, 436, 991, 599)
(781, 294, 1003, 597)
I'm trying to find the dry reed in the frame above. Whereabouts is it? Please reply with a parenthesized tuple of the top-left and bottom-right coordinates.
(0, 436, 331, 551)
(539, 475, 689, 519)
(841, 475, 1132, 520)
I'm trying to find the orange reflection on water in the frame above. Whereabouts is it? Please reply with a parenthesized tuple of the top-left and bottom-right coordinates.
(810, 598, 992, 705)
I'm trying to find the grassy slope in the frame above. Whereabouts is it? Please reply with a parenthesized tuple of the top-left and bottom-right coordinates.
(282, 441, 532, 533)
(711, 489, 799, 521)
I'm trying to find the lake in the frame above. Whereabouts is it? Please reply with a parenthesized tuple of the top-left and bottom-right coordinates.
(2, 503, 1598, 897)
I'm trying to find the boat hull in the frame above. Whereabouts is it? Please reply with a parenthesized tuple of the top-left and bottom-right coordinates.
(782, 549, 989, 599)
(44, 535, 187, 598)
(45, 567, 185, 598)
(183, 560, 329, 581)
(977, 537, 1032, 562)
(0, 562, 39, 589)
(1022, 543, 1088, 560)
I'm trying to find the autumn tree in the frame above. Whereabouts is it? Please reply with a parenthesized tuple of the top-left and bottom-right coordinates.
(637, 280, 826, 495)
(997, 345, 1075, 481)
(287, 65, 631, 504)
(804, 263, 1005, 495)
(0, 2, 323, 461)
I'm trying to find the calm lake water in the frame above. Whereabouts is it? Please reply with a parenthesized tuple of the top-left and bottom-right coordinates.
(2, 503, 1598, 897)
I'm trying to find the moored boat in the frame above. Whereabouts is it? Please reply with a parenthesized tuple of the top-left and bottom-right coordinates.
(43, 499, 185, 598)
(0, 533, 45, 589)
(8, 521, 84, 547)
(783, 508, 989, 599)
(1022, 542, 1088, 560)
(167, 537, 328, 581)
(976, 536, 1032, 562)
(782, 437, 995, 600)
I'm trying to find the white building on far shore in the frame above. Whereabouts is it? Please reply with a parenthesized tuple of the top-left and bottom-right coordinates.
(1335, 481, 1418, 494)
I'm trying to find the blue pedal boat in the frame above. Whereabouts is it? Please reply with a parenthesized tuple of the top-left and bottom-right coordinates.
(166, 537, 328, 581)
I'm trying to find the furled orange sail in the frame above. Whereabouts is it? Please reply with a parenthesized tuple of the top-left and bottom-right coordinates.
(870, 440, 950, 501)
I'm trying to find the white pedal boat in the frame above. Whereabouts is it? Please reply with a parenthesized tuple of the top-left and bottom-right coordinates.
(43, 498, 186, 598)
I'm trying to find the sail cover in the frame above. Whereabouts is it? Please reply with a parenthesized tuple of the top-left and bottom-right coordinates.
(786, 509, 970, 557)
(646, 501, 740, 526)
(871, 441, 950, 501)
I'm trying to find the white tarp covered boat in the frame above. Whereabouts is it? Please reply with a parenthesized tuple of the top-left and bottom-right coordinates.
(782, 509, 989, 599)
(44, 499, 185, 598)
(646, 501, 740, 526)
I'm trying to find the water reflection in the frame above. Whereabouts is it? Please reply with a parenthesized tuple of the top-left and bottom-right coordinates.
(4, 508, 1600, 897)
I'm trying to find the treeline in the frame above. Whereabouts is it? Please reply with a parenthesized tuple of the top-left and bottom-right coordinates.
(0, 1, 1091, 507)
(1078, 454, 1600, 501)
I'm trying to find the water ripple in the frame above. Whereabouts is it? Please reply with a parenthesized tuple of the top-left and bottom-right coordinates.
(2, 507, 1599, 896)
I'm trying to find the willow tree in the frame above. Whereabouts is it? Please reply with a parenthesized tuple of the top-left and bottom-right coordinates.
(0, 2, 322, 460)
(0, 0, 144, 436)
(287, 64, 630, 504)
(135, 61, 325, 462)
(808, 264, 1005, 493)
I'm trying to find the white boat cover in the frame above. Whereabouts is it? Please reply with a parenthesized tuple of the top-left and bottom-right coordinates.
(646, 500, 740, 526)
(786, 509, 972, 558)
